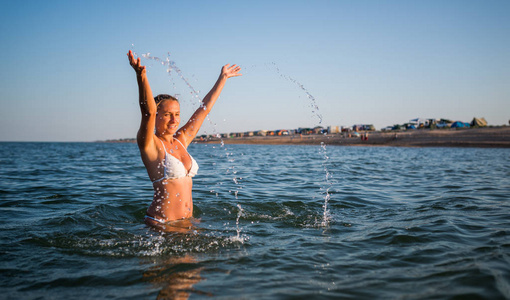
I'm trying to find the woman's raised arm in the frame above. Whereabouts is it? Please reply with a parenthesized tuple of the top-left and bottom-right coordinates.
(127, 50, 158, 158)
(178, 64, 242, 147)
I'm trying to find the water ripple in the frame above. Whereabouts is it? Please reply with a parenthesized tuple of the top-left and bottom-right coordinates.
(1, 143, 509, 299)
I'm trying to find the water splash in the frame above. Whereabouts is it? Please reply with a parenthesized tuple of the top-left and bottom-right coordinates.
(228, 204, 247, 243)
(134, 51, 202, 107)
(319, 142, 333, 227)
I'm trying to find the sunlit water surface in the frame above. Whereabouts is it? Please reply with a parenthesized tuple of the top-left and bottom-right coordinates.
(0, 142, 509, 299)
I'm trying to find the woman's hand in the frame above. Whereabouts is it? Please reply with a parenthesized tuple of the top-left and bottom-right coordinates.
(127, 50, 146, 76)
(221, 64, 242, 79)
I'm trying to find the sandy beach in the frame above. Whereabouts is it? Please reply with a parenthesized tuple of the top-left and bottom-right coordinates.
(196, 127, 510, 148)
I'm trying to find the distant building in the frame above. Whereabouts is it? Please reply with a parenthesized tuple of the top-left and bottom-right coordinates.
(297, 128, 313, 135)
(328, 126, 340, 134)
(352, 124, 375, 131)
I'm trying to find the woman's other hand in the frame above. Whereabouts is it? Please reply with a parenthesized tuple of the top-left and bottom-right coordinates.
(221, 64, 242, 79)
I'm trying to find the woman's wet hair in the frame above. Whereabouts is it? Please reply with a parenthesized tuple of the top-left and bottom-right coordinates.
(154, 94, 179, 107)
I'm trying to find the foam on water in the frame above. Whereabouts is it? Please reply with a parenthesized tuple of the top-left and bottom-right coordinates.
(28, 215, 248, 258)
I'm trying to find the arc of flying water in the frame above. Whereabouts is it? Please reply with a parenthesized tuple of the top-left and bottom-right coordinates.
(270, 63, 323, 124)
(269, 62, 332, 227)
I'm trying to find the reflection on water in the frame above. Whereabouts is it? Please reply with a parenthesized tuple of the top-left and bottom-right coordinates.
(142, 222, 205, 300)
(143, 254, 204, 300)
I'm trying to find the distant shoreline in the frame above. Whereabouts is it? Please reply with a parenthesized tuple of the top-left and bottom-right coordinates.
(196, 127, 510, 148)
(101, 127, 510, 148)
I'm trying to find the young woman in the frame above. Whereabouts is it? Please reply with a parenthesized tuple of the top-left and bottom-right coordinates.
(127, 50, 241, 227)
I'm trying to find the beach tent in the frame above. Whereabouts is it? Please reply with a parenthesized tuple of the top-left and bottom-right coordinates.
(451, 121, 462, 128)
(471, 117, 487, 127)
(450, 121, 463, 128)
(451, 121, 470, 128)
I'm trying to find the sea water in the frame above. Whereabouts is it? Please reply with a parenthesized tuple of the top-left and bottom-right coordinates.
(0, 142, 509, 299)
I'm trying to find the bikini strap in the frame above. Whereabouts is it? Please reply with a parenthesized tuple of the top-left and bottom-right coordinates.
(175, 138, 186, 149)
(157, 137, 168, 153)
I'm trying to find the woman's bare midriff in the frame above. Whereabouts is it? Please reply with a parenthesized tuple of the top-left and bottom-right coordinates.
(147, 177, 193, 221)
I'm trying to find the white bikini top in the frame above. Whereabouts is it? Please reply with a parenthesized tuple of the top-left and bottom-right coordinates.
(152, 138, 199, 183)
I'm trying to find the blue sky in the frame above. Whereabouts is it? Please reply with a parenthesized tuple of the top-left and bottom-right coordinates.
(0, 0, 508, 141)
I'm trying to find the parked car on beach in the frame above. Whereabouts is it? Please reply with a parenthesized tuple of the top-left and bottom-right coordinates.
(436, 121, 451, 128)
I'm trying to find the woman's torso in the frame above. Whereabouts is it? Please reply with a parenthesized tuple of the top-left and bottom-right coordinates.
(144, 137, 198, 221)
(147, 177, 193, 221)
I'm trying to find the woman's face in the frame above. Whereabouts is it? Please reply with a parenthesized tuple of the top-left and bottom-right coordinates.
(156, 100, 180, 135)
